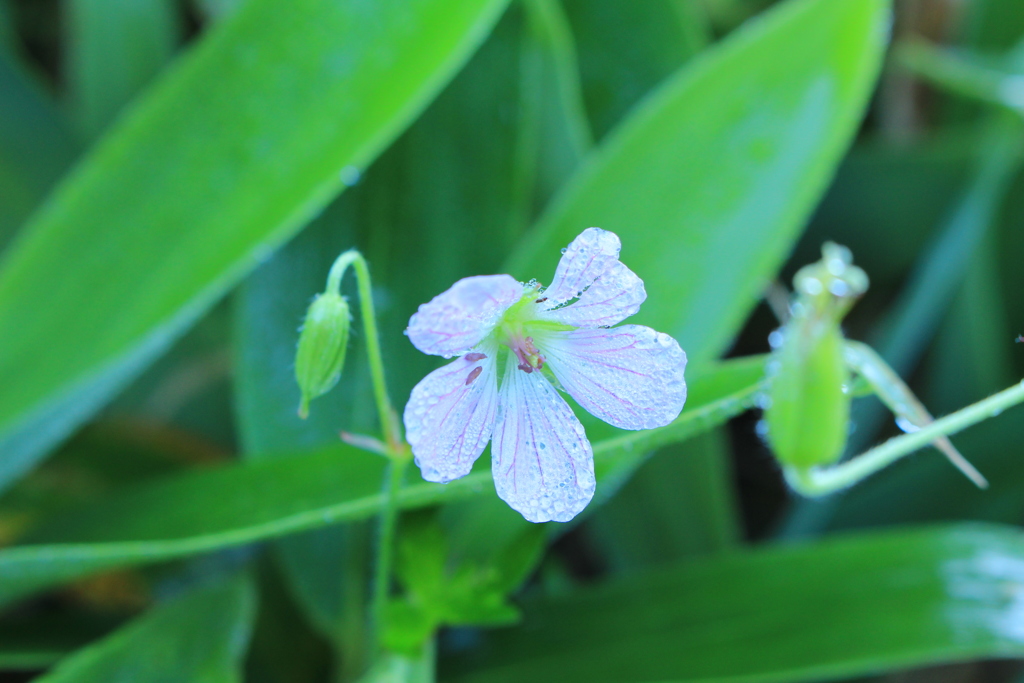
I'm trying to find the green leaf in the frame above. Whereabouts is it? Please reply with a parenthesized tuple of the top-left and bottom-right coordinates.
(507, 0, 890, 365)
(34, 575, 255, 683)
(445, 524, 1024, 683)
(562, 0, 708, 139)
(0, 50, 78, 249)
(587, 428, 740, 570)
(0, 358, 760, 606)
(0, 0, 510, 492)
(64, 0, 180, 139)
(0, 612, 120, 671)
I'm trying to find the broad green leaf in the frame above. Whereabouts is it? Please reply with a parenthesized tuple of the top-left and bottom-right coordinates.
(34, 574, 255, 683)
(0, 0, 510, 492)
(507, 0, 890, 365)
(0, 51, 78, 249)
(0, 358, 760, 606)
(444, 524, 1024, 683)
(64, 0, 180, 139)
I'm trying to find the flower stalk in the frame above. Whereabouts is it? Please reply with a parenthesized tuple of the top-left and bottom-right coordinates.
(785, 378, 1024, 496)
(319, 249, 411, 662)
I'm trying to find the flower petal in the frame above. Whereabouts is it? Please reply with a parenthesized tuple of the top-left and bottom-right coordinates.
(406, 275, 522, 357)
(491, 354, 596, 523)
(538, 227, 645, 327)
(538, 325, 687, 431)
(404, 342, 499, 483)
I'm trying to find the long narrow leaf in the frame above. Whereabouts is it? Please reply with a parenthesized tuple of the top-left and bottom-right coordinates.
(0, 359, 760, 606)
(445, 524, 1024, 683)
(0, 0, 510, 492)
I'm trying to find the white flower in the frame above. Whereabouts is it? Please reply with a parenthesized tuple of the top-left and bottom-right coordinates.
(403, 228, 687, 523)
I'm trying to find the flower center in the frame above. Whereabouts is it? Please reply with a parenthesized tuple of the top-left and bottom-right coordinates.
(495, 285, 548, 374)
(510, 334, 545, 373)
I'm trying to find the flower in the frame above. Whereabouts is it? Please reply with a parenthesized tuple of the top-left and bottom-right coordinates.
(403, 228, 687, 523)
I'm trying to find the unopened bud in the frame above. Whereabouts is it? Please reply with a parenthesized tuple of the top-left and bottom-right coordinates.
(295, 291, 351, 419)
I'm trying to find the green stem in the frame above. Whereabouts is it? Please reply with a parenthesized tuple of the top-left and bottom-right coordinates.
(325, 248, 411, 665)
(786, 379, 1024, 496)
(371, 456, 408, 654)
(325, 250, 401, 450)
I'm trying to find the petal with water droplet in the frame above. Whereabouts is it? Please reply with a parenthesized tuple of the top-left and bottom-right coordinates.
(404, 342, 499, 483)
(537, 325, 687, 430)
(491, 354, 595, 523)
(406, 275, 522, 357)
(539, 228, 645, 327)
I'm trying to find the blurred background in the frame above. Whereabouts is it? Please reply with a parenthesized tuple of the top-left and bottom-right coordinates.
(1, 0, 1024, 681)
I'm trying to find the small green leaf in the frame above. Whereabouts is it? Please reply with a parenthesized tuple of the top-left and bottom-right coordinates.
(34, 575, 255, 683)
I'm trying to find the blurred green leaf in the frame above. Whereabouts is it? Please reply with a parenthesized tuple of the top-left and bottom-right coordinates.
(924, 230, 1015, 415)
(34, 574, 255, 683)
(0, 0, 510, 493)
(0, 1, 12, 52)
(562, 0, 708, 139)
(64, 0, 180, 139)
(515, 0, 592, 219)
(0, 50, 78, 249)
(0, 612, 121, 671)
(587, 428, 739, 570)
(193, 0, 245, 21)
(0, 358, 759, 606)
(965, 0, 1024, 51)
(898, 39, 1024, 115)
(508, 0, 890, 366)
(445, 524, 1024, 683)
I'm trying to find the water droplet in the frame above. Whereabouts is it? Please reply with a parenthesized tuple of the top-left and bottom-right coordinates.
(768, 329, 785, 349)
(802, 277, 823, 296)
(826, 258, 846, 276)
(755, 420, 769, 438)
(340, 165, 362, 186)
(560, 247, 567, 254)
(829, 279, 850, 297)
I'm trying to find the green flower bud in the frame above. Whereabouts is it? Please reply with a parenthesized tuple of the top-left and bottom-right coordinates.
(765, 242, 867, 469)
(295, 291, 351, 419)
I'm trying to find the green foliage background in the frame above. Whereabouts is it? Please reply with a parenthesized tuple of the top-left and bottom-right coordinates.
(1, 0, 1024, 681)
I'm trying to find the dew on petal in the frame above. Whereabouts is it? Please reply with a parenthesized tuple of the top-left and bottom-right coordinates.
(406, 274, 522, 358)
(536, 325, 686, 431)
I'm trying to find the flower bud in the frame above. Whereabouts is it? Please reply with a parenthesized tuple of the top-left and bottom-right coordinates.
(295, 291, 351, 419)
